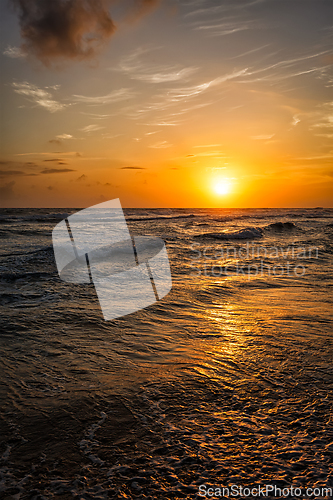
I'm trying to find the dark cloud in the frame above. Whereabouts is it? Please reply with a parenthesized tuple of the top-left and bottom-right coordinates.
(0, 169, 38, 177)
(0, 170, 25, 176)
(0, 160, 39, 180)
(120, 166, 146, 170)
(49, 139, 62, 145)
(76, 174, 87, 181)
(104, 181, 119, 187)
(40, 168, 76, 174)
(43, 158, 63, 162)
(10, 0, 160, 65)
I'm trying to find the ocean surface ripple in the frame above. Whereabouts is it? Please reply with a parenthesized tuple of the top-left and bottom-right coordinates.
(0, 208, 332, 499)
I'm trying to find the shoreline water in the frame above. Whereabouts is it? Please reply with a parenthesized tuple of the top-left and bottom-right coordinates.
(0, 208, 332, 498)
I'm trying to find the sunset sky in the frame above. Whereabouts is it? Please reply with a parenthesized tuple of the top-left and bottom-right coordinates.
(0, 0, 332, 208)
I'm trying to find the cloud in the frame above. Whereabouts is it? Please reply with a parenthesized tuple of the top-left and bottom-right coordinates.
(82, 112, 113, 119)
(185, 150, 226, 158)
(251, 134, 275, 140)
(3, 45, 25, 58)
(56, 134, 73, 139)
(80, 124, 105, 132)
(195, 22, 253, 37)
(120, 166, 146, 170)
(73, 88, 137, 105)
(12, 82, 66, 112)
(0, 170, 25, 176)
(10, 0, 160, 65)
(40, 168, 76, 174)
(49, 139, 62, 145)
(127, 70, 248, 120)
(149, 141, 171, 148)
(14, 151, 82, 157)
(167, 70, 248, 102)
(10, 0, 115, 65)
(0, 161, 39, 177)
(76, 174, 87, 180)
(194, 144, 222, 148)
(117, 47, 198, 83)
(43, 158, 63, 162)
(291, 115, 300, 126)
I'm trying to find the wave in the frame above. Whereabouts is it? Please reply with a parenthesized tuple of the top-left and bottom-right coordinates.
(194, 221, 301, 240)
(126, 214, 195, 222)
(0, 213, 71, 224)
(195, 227, 264, 240)
(0, 271, 53, 282)
(0, 245, 53, 258)
(266, 221, 296, 231)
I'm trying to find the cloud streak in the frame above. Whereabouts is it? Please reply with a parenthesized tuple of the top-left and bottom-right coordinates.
(40, 168, 76, 174)
(3, 45, 25, 58)
(12, 82, 66, 112)
(117, 47, 198, 83)
(80, 124, 105, 132)
(73, 88, 137, 105)
(120, 166, 146, 170)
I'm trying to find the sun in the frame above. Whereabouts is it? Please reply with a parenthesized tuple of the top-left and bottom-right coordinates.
(213, 180, 231, 196)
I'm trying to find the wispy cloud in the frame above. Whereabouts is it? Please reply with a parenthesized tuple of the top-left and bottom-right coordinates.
(73, 88, 137, 105)
(126, 69, 247, 120)
(116, 47, 198, 83)
(183, 0, 260, 37)
(235, 50, 332, 86)
(186, 150, 227, 158)
(3, 46, 25, 58)
(291, 115, 300, 127)
(166, 70, 247, 102)
(229, 44, 271, 60)
(56, 134, 73, 139)
(194, 144, 223, 148)
(12, 82, 66, 112)
(81, 112, 113, 119)
(194, 22, 253, 37)
(251, 134, 275, 140)
(143, 121, 179, 127)
(14, 151, 81, 157)
(149, 141, 172, 149)
(80, 124, 105, 133)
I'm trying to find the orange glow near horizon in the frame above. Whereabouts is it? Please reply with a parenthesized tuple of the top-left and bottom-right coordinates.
(1, 2, 332, 208)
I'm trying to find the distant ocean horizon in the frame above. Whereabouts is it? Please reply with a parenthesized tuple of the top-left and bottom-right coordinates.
(1, 207, 332, 498)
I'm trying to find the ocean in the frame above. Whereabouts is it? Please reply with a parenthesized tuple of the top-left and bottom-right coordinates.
(0, 207, 332, 499)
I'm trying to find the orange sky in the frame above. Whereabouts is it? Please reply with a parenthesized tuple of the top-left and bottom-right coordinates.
(1, 0, 332, 207)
